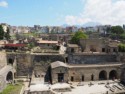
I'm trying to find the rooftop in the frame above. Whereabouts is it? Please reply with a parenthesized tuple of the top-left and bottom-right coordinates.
(67, 44, 79, 48)
(37, 40, 58, 44)
(51, 61, 67, 68)
(4, 44, 26, 47)
(68, 63, 122, 68)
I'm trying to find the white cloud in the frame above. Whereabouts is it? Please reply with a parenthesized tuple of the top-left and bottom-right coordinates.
(65, 15, 91, 25)
(0, 1, 8, 8)
(65, 0, 125, 25)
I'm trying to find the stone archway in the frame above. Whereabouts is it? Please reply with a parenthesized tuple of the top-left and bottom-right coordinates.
(99, 70, 107, 80)
(109, 70, 117, 80)
(6, 71, 13, 82)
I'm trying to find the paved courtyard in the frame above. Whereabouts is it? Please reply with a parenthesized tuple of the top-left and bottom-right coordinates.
(26, 79, 125, 94)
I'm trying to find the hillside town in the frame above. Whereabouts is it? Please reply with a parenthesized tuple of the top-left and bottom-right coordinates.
(0, 22, 125, 94)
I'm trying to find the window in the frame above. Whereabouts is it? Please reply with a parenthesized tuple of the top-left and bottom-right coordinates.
(108, 49, 110, 52)
(65, 57, 68, 63)
(71, 76, 74, 81)
(102, 48, 105, 52)
(8, 58, 14, 65)
(71, 48, 74, 53)
(113, 48, 116, 52)
(82, 76, 84, 81)
(91, 74, 94, 81)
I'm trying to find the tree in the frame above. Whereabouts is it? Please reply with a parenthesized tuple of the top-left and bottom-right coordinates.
(27, 42, 35, 49)
(0, 25, 4, 40)
(4, 27, 10, 40)
(111, 26, 124, 35)
(71, 31, 88, 43)
(118, 43, 125, 52)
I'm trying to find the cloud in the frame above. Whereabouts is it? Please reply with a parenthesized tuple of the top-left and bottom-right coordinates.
(65, 15, 91, 25)
(0, 1, 8, 8)
(65, 0, 125, 26)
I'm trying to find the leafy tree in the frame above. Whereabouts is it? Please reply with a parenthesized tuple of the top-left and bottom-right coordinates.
(118, 43, 125, 52)
(4, 27, 10, 40)
(106, 27, 111, 33)
(111, 26, 124, 35)
(27, 42, 35, 49)
(71, 31, 88, 43)
(0, 25, 4, 40)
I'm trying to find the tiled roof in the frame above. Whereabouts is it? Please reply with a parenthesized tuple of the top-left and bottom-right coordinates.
(4, 44, 26, 47)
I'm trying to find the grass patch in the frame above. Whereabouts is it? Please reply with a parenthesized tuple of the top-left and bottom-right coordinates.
(0, 83, 23, 94)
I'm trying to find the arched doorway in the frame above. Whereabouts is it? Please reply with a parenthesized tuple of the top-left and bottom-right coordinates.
(8, 58, 14, 65)
(99, 70, 107, 80)
(6, 71, 13, 82)
(109, 70, 117, 80)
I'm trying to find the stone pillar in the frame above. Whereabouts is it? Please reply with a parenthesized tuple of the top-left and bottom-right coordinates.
(107, 72, 109, 80)
(94, 74, 98, 81)
(117, 68, 122, 79)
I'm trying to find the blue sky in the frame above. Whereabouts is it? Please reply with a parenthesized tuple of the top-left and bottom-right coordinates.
(0, 0, 83, 26)
(0, 0, 125, 26)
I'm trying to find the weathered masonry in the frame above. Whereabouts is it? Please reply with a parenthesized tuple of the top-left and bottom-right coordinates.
(51, 61, 122, 84)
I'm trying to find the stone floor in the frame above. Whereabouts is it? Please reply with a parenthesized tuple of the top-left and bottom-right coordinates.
(58, 80, 125, 94)
(24, 79, 125, 94)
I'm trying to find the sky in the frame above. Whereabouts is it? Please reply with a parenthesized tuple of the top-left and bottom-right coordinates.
(0, 0, 125, 26)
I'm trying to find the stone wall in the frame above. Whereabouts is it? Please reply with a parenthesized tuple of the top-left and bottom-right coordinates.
(51, 67, 68, 84)
(68, 65, 121, 82)
(79, 39, 105, 52)
(7, 53, 32, 76)
(0, 52, 7, 67)
(31, 54, 65, 63)
(31, 54, 66, 81)
(7, 53, 65, 76)
(68, 54, 118, 64)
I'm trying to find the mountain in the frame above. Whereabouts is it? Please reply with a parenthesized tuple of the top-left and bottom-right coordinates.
(62, 24, 70, 28)
(82, 22, 101, 27)
(62, 22, 101, 28)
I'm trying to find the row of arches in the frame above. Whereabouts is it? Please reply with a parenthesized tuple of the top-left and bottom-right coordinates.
(99, 70, 117, 80)
(71, 70, 118, 82)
